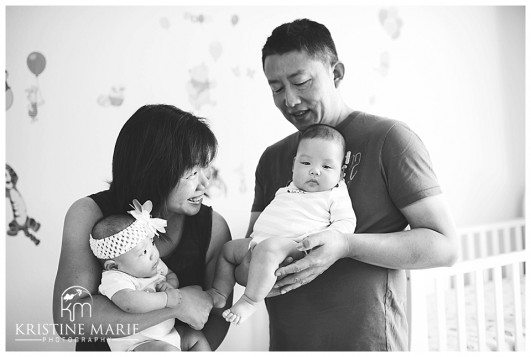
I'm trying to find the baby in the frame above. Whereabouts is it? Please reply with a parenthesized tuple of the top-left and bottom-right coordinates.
(208, 124, 357, 324)
(89, 199, 210, 351)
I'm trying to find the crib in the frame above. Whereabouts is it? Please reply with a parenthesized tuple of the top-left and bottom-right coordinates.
(407, 218, 526, 351)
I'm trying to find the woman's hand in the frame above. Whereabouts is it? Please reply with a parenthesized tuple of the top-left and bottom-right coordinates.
(168, 286, 213, 330)
(273, 230, 349, 294)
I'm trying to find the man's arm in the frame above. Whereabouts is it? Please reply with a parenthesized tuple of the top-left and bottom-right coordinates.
(274, 194, 458, 293)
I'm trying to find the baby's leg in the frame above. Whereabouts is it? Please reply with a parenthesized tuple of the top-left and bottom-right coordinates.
(208, 238, 252, 308)
(133, 340, 180, 351)
(223, 238, 300, 325)
(175, 325, 212, 351)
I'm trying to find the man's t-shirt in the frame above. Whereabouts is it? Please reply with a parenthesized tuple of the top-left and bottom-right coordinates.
(252, 111, 441, 351)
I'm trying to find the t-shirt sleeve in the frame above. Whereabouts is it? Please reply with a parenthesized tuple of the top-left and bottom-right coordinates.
(251, 150, 268, 212)
(381, 123, 442, 208)
(99, 271, 137, 300)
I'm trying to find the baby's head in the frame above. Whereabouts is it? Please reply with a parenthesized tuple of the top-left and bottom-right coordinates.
(292, 124, 346, 193)
(89, 200, 167, 278)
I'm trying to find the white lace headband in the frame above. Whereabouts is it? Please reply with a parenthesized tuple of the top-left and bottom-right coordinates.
(89, 199, 167, 260)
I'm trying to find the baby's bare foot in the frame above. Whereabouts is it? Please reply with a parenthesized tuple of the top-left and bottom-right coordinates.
(221, 294, 258, 325)
(206, 289, 227, 308)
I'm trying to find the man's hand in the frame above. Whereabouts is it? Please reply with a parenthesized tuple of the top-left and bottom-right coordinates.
(273, 230, 348, 294)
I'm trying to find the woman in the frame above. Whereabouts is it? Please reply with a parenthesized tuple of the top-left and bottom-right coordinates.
(53, 104, 232, 350)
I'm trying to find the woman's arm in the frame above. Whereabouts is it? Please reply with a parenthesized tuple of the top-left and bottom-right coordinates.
(111, 289, 177, 313)
(200, 210, 232, 350)
(52, 197, 211, 338)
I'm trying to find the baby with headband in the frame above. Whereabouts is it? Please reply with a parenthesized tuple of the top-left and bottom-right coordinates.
(89, 199, 211, 351)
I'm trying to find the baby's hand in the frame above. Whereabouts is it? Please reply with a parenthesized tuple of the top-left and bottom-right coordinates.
(156, 281, 174, 292)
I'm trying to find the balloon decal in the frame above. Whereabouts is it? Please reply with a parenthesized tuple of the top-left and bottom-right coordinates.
(6, 70, 13, 111)
(159, 16, 170, 30)
(209, 41, 223, 61)
(6, 164, 41, 245)
(26, 52, 46, 121)
(369, 8, 403, 105)
(27, 52, 46, 76)
(231, 14, 239, 26)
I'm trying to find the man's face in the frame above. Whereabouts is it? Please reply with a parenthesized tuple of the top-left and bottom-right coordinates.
(264, 50, 338, 131)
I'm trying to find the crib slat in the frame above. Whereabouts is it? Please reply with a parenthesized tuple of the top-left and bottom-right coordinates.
(435, 278, 447, 351)
(511, 263, 523, 350)
(465, 232, 475, 261)
(455, 273, 467, 351)
(514, 224, 523, 250)
(474, 269, 487, 351)
(502, 227, 511, 254)
(407, 270, 429, 351)
(493, 266, 506, 350)
(503, 227, 513, 279)
(478, 230, 487, 258)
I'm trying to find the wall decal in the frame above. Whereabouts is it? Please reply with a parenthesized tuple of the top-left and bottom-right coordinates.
(6, 70, 13, 111)
(370, 8, 404, 105)
(209, 41, 223, 61)
(379, 7, 403, 40)
(206, 166, 228, 198)
(234, 164, 247, 193)
(184, 12, 210, 24)
(27, 52, 46, 77)
(26, 52, 46, 121)
(186, 63, 215, 111)
(26, 86, 44, 121)
(97, 86, 125, 107)
(159, 16, 170, 30)
(5, 164, 41, 245)
(231, 14, 239, 26)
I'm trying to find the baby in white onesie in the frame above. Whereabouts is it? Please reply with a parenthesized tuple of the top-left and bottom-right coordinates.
(207, 124, 356, 325)
(90, 199, 210, 351)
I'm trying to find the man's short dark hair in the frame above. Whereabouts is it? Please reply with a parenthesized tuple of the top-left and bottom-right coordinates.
(262, 18, 338, 68)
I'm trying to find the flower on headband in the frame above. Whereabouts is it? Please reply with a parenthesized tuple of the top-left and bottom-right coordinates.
(128, 199, 167, 239)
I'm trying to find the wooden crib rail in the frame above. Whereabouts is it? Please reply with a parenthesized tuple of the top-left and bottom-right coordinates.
(408, 219, 527, 352)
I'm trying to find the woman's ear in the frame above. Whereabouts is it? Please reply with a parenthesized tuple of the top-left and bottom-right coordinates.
(104, 260, 118, 271)
(332, 61, 345, 88)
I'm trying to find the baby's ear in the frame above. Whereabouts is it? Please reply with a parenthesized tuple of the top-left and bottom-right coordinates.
(104, 260, 118, 271)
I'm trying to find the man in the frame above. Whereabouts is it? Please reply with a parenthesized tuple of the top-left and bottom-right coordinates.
(246, 18, 458, 351)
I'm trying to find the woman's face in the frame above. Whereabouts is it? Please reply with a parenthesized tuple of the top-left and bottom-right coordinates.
(166, 165, 212, 216)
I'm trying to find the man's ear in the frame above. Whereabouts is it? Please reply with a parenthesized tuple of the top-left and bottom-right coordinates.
(332, 61, 345, 88)
(104, 260, 118, 271)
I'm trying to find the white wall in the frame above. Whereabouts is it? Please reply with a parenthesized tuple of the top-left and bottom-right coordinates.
(4, 6, 525, 351)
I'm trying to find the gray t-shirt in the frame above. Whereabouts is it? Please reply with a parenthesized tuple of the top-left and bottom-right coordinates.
(252, 111, 441, 351)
